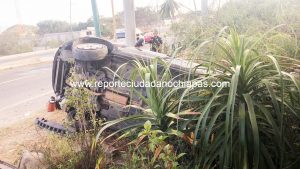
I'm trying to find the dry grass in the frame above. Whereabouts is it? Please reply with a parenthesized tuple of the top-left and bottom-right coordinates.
(0, 110, 67, 165)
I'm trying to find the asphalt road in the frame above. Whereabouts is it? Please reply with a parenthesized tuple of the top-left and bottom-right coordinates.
(0, 49, 56, 71)
(0, 62, 54, 127)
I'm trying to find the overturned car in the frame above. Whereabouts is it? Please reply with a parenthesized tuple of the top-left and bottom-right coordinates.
(51, 37, 205, 128)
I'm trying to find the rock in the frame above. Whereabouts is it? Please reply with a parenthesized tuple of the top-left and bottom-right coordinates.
(18, 150, 48, 169)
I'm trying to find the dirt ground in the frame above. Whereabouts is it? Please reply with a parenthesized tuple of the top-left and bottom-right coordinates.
(0, 110, 67, 166)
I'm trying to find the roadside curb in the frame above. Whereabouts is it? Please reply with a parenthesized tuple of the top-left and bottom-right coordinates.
(0, 49, 56, 71)
(0, 57, 53, 71)
(0, 49, 57, 61)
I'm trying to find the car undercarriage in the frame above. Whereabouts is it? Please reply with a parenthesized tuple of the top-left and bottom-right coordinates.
(51, 37, 206, 129)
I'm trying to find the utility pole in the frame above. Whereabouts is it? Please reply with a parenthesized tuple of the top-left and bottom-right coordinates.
(201, 0, 208, 16)
(70, 0, 73, 38)
(91, 0, 101, 37)
(156, 0, 160, 34)
(123, 0, 136, 46)
(111, 0, 116, 41)
(193, 0, 197, 11)
(14, 0, 24, 34)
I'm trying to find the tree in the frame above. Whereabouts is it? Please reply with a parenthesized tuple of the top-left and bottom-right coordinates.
(160, 0, 180, 20)
(73, 18, 94, 31)
(37, 20, 70, 34)
(0, 25, 37, 55)
(135, 7, 159, 27)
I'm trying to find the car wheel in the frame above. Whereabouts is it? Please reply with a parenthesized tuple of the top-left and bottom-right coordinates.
(72, 37, 114, 61)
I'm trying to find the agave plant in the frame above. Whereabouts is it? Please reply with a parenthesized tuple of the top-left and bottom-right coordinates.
(179, 29, 300, 168)
(96, 57, 187, 143)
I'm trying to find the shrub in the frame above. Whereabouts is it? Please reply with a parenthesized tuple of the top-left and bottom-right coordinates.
(179, 29, 300, 168)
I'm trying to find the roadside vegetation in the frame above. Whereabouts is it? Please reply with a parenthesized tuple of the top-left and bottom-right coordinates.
(36, 0, 299, 168)
(0, 6, 159, 56)
(0, 25, 37, 56)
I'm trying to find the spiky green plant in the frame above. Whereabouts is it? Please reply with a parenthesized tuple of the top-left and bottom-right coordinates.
(179, 29, 300, 168)
(96, 57, 186, 142)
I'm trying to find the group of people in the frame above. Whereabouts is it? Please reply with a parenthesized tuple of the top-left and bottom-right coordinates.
(135, 29, 163, 53)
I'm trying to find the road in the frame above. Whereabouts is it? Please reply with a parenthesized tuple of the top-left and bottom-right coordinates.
(0, 49, 56, 71)
(0, 54, 54, 127)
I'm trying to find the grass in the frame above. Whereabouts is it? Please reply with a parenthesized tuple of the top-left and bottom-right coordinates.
(0, 110, 65, 164)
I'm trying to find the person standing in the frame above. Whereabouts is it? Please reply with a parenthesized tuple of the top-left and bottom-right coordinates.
(149, 29, 163, 53)
(135, 34, 144, 48)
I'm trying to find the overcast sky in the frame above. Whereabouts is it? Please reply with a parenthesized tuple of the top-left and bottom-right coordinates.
(0, 0, 208, 32)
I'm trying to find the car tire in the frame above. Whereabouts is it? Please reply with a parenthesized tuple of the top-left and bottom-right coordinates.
(72, 37, 114, 61)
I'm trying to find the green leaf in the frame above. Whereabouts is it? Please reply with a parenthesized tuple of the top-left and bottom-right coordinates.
(144, 120, 152, 131)
(243, 94, 260, 169)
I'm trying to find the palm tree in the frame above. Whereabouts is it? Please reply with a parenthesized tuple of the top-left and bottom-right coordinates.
(160, 0, 180, 20)
(111, 0, 116, 40)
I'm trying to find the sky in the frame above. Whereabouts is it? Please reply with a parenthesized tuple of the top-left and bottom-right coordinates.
(0, 0, 207, 32)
